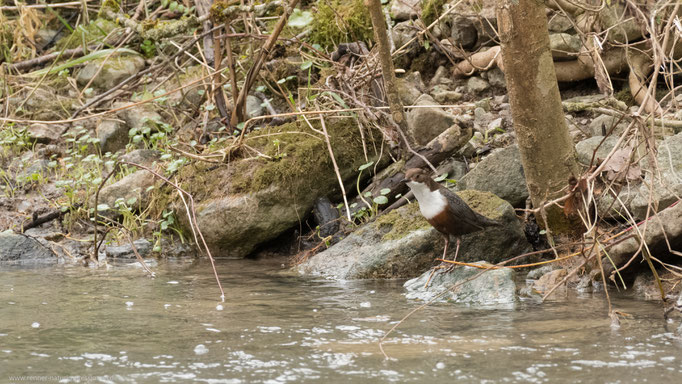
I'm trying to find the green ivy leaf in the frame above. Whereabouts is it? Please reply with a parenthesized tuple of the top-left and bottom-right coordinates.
(380, 188, 391, 195)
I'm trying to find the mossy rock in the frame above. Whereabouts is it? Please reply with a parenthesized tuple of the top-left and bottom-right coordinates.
(176, 117, 382, 258)
(298, 189, 530, 279)
(309, 0, 373, 50)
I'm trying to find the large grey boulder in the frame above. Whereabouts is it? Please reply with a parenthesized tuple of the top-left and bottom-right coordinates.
(456, 145, 529, 207)
(630, 132, 682, 219)
(178, 120, 376, 258)
(404, 261, 516, 305)
(407, 94, 456, 145)
(605, 196, 682, 276)
(0, 231, 56, 263)
(297, 190, 530, 279)
(575, 135, 619, 165)
(76, 54, 145, 90)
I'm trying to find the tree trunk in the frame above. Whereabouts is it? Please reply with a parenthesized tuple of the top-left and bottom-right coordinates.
(496, 0, 580, 232)
(365, 0, 415, 154)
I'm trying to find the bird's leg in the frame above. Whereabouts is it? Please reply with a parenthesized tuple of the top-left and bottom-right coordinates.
(441, 234, 450, 262)
(441, 237, 461, 273)
(424, 235, 451, 288)
(452, 237, 461, 262)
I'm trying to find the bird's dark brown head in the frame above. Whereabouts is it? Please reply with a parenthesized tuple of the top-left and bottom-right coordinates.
(403, 168, 431, 184)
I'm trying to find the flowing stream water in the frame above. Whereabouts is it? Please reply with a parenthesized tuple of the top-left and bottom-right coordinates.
(1, 258, 682, 383)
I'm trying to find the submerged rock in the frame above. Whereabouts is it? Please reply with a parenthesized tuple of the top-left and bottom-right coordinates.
(297, 190, 530, 279)
(0, 231, 56, 263)
(404, 262, 516, 305)
(105, 239, 152, 259)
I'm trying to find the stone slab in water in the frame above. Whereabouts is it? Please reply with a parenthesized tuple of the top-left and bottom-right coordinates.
(404, 261, 516, 305)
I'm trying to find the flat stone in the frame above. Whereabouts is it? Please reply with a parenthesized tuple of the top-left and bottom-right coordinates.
(113, 102, 162, 134)
(486, 67, 506, 88)
(589, 114, 629, 137)
(246, 95, 264, 119)
(630, 132, 682, 219)
(404, 262, 516, 305)
(119, 149, 161, 167)
(105, 239, 152, 259)
(27, 123, 66, 144)
(548, 13, 573, 33)
(94, 169, 157, 212)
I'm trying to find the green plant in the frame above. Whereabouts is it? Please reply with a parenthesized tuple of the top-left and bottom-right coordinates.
(345, 161, 391, 223)
(0, 124, 31, 157)
(152, 209, 185, 252)
(140, 39, 156, 58)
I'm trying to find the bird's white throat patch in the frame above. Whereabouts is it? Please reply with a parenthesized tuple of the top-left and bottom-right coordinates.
(406, 181, 447, 219)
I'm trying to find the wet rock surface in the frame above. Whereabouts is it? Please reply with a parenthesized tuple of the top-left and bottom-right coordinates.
(297, 190, 530, 279)
(0, 231, 56, 264)
(404, 262, 516, 305)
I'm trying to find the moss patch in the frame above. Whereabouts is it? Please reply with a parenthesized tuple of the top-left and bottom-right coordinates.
(375, 203, 431, 241)
(421, 0, 447, 26)
(178, 116, 379, 205)
(310, 0, 373, 50)
(455, 190, 503, 218)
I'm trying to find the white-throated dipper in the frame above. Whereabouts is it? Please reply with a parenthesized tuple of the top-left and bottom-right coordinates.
(403, 168, 500, 263)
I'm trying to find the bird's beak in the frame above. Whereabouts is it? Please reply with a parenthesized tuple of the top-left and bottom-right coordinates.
(400, 175, 408, 184)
